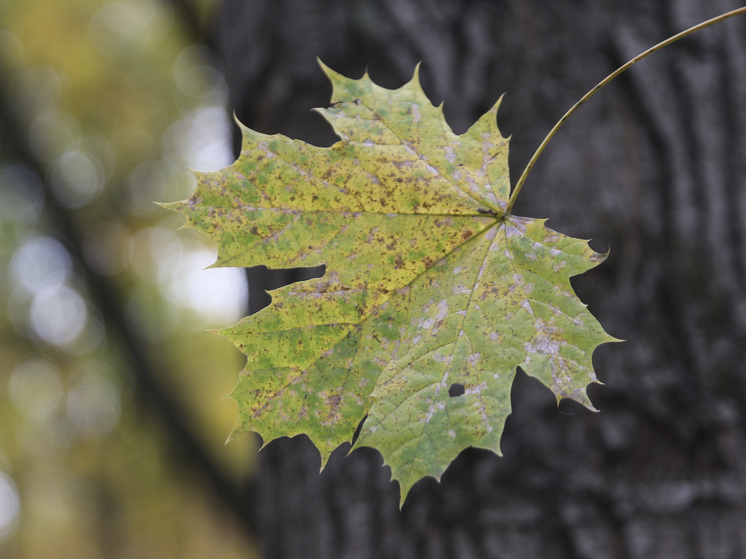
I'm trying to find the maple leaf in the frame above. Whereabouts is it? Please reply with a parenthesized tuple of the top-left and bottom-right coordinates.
(164, 62, 616, 504)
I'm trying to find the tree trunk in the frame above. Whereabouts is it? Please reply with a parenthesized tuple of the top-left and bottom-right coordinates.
(215, 1, 746, 557)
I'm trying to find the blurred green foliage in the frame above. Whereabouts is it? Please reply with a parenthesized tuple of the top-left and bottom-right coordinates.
(0, 0, 258, 557)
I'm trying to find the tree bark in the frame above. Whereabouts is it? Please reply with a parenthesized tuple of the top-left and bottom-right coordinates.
(215, 0, 746, 557)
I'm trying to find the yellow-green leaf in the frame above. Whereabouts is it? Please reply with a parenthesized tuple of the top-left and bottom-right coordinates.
(165, 62, 616, 505)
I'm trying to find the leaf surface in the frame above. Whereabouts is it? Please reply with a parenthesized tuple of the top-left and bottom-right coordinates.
(165, 63, 616, 504)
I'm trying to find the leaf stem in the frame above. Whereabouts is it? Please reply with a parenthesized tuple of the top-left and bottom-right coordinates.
(505, 6, 746, 215)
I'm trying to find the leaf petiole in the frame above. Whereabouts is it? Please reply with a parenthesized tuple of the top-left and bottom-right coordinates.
(505, 6, 746, 215)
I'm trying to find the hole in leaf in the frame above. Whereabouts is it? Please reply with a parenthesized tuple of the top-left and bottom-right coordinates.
(245, 264, 325, 315)
(448, 383, 465, 397)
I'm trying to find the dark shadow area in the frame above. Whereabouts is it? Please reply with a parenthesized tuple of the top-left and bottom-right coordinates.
(245, 264, 326, 315)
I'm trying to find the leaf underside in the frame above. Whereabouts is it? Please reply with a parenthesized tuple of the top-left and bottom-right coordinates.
(165, 62, 616, 505)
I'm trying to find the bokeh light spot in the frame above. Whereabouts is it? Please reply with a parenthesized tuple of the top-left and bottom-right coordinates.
(0, 472, 20, 540)
(173, 45, 226, 102)
(27, 108, 81, 163)
(10, 236, 72, 296)
(29, 285, 87, 347)
(127, 226, 182, 282)
(164, 106, 233, 172)
(88, 0, 173, 55)
(8, 358, 64, 421)
(49, 149, 105, 208)
(166, 246, 248, 326)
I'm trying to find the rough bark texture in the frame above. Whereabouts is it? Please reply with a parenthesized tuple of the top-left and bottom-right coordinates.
(215, 0, 746, 557)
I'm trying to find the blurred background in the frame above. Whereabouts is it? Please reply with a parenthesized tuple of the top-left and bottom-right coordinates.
(3, 0, 746, 558)
(0, 0, 258, 557)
